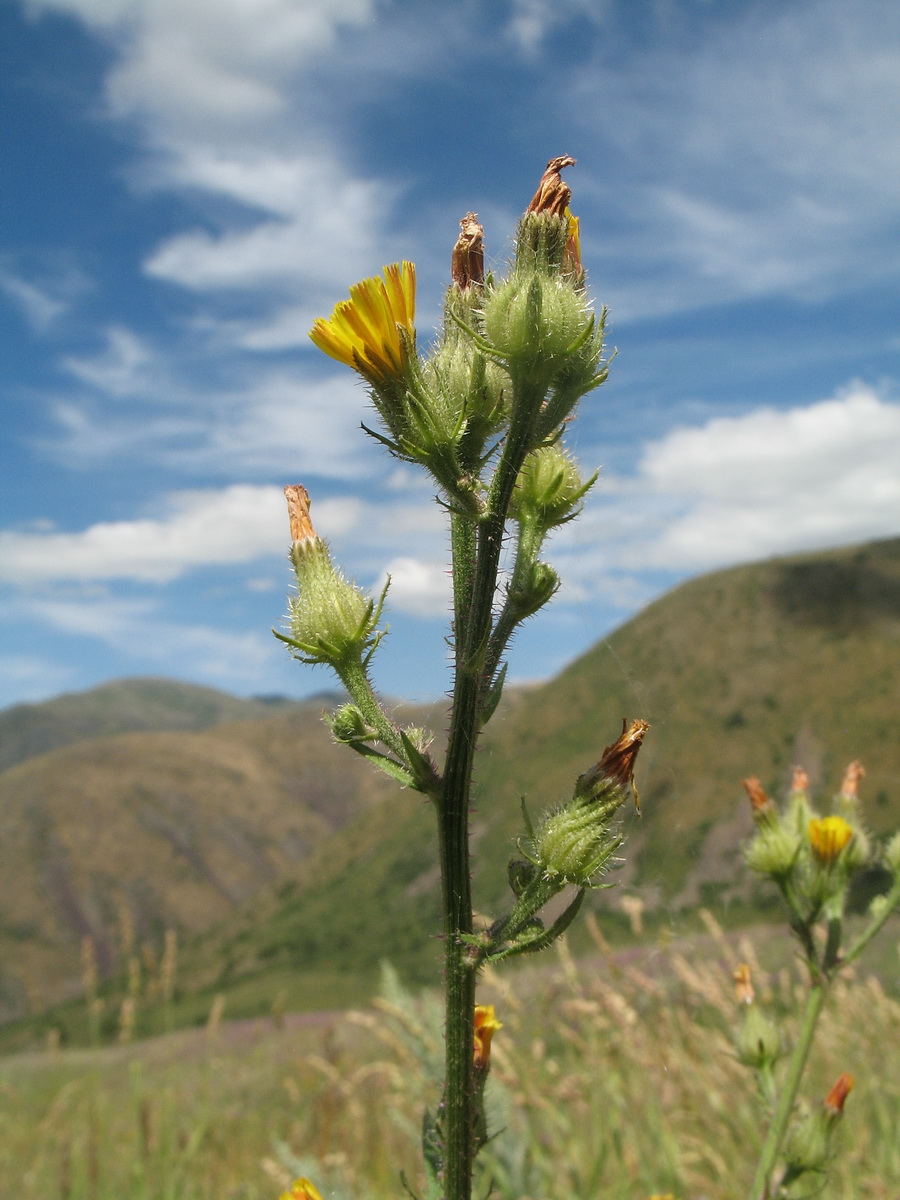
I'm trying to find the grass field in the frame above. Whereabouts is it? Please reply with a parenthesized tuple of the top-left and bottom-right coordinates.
(2, 915, 898, 1200)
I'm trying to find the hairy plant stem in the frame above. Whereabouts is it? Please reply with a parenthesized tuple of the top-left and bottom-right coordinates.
(747, 980, 828, 1200)
(438, 401, 539, 1200)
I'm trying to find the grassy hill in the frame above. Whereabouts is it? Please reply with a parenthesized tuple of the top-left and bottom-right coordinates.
(2, 537, 898, 1046)
(0, 676, 318, 773)
(0, 699, 437, 1024)
(168, 537, 900, 1019)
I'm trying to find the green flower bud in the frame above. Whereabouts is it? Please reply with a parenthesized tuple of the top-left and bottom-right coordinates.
(510, 444, 597, 532)
(736, 1003, 782, 1070)
(745, 822, 801, 878)
(782, 1108, 831, 1176)
(282, 486, 384, 672)
(535, 797, 623, 886)
(535, 719, 649, 884)
(329, 704, 376, 744)
(482, 273, 594, 387)
(507, 561, 560, 621)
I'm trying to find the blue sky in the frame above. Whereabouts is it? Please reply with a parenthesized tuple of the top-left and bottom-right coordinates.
(2, 0, 899, 709)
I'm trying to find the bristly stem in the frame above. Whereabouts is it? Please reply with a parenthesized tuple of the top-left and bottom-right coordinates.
(438, 393, 541, 1200)
(746, 979, 827, 1200)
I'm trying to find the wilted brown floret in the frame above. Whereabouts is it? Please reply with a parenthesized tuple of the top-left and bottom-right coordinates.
(526, 154, 577, 217)
(840, 759, 865, 800)
(451, 212, 484, 290)
(824, 1072, 855, 1116)
(790, 765, 809, 793)
(599, 718, 650, 787)
(733, 963, 755, 1005)
(284, 484, 316, 544)
(742, 775, 772, 813)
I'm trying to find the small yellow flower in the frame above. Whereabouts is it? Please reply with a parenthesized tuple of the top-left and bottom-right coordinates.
(808, 815, 853, 864)
(279, 1179, 324, 1200)
(473, 1004, 502, 1069)
(309, 262, 416, 385)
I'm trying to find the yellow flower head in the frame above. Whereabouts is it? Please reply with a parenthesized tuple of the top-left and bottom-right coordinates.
(309, 262, 416, 385)
(473, 1004, 502, 1069)
(279, 1179, 324, 1200)
(808, 815, 853, 864)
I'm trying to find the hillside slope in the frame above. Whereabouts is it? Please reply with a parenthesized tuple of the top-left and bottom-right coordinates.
(0, 677, 314, 773)
(179, 537, 900, 1008)
(0, 702, 433, 1020)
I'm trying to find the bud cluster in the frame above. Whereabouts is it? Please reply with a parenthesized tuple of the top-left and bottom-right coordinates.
(742, 764, 876, 922)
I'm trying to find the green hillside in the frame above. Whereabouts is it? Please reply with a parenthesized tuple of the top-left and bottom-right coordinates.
(170, 537, 900, 1017)
(2, 537, 898, 1047)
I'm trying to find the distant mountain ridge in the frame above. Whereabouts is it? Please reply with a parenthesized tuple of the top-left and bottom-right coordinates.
(1, 537, 898, 1035)
(0, 677, 320, 774)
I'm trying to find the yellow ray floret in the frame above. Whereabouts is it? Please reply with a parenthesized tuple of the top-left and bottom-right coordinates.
(309, 262, 416, 384)
(808, 815, 853, 864)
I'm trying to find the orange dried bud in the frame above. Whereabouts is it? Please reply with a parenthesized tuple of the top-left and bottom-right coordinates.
(575, 718, 650, 811)
(473, 1004, 502, 1070)
(733, 963, 755, 1005)
(599, 718, 650, 789)
(824, 1072, 855, 1116)
(451, 212, 484, 290)
(840, 760, 865, 800)
(280, 1179, 324, 1200)
(284, 485, 315, 544)
(808, 815, 854, 864)
(790, 765, 809, 793)
(526, 154, 576, 217)
(742, 775, 773, 814)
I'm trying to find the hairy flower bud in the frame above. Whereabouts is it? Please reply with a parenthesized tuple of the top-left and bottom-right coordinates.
(736, 1001, 782, 1070)
(510, 443, 596, 532)
(745, 821, 801, 878)
(282, 486, 385, 673)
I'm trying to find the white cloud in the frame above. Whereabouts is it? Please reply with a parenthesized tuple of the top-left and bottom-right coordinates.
(0, 484, 288, 584)
(377, 556, 451, 619)
(0, 479, 446, 593)
(566, 384, 900, 588)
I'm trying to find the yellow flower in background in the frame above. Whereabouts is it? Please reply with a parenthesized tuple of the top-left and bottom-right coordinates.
(309, 262, 416, 385)
(473, 1004, 502, 1069)
(808, 815, 853, 864)
(279, 1179, 324, 1200)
